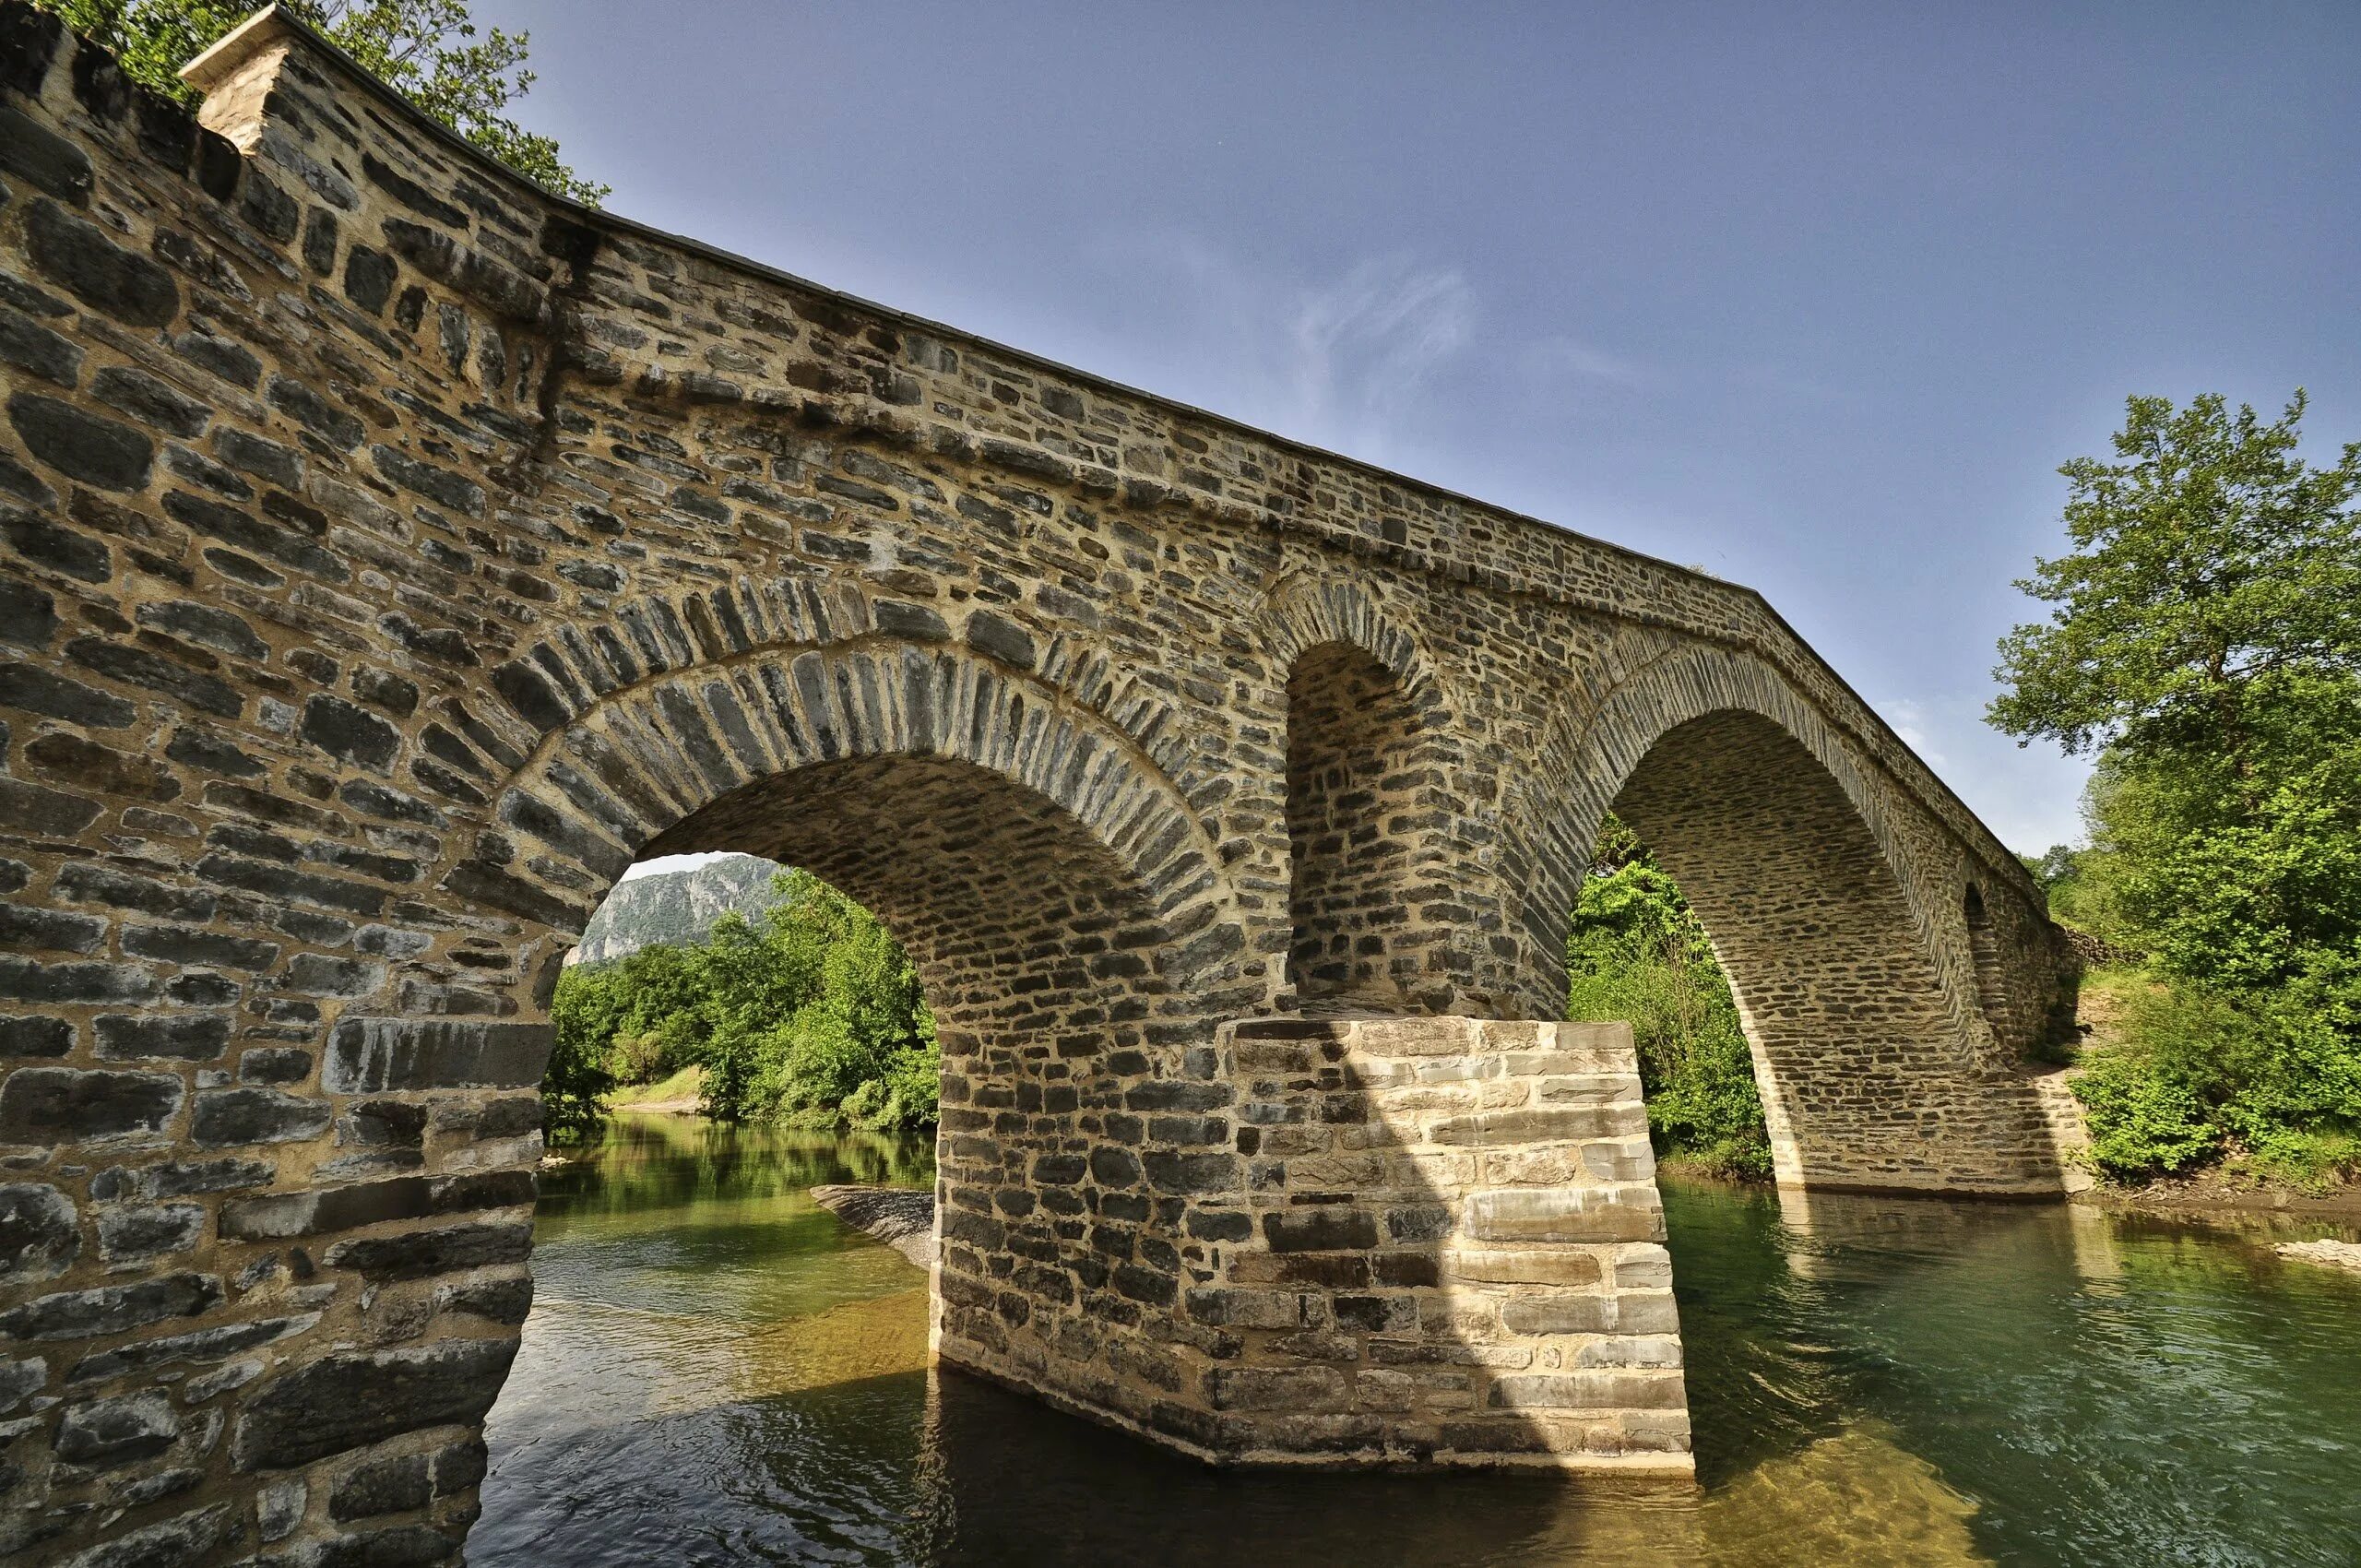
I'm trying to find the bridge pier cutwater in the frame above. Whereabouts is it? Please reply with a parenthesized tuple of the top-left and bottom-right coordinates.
(0, 6, 2076, 1561)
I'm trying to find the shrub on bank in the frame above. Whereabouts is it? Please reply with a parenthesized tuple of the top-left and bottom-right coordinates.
(1566, 818, 1773, 1182)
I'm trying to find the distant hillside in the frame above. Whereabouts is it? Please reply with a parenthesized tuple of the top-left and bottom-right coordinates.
(570, 854, 786, 964)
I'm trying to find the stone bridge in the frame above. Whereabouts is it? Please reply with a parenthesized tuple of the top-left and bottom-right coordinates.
(0, 8, 2078, 1563)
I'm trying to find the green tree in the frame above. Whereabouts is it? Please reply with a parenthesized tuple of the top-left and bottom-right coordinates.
(37, 0, 605, 203)
(1989, 391, 2361, 771)
(546, 869, 940, 1138)
(1566, 816, 1771, 1181)
(540, 959, 616, 1143)
(1991, 393, 2361, 1184)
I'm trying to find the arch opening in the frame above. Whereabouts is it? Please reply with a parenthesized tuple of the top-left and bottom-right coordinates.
(1962, 884, 2012, 1037)
(1601, 709, 2056, 1194)
(1284, 641, 1422, 1011)
(599, 749, 1215, 1413)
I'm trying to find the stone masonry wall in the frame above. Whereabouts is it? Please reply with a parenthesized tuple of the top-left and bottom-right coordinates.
(0, 6, 2070, 1563)
(1200, 1017, 1689, 1471)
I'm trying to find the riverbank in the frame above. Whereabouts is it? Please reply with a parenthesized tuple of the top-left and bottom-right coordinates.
(2074, 1168, 2361, 1225)
(609, 1063, 705, 1115)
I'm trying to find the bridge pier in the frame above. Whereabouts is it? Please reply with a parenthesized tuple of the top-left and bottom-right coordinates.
(933, 1016, 1689, 1473)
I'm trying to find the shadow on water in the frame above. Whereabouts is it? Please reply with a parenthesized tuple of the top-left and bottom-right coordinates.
(477, 1116, 2361, 1568)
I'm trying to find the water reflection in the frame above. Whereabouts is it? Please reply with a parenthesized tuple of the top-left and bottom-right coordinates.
(477, 1114, 2361, 1568)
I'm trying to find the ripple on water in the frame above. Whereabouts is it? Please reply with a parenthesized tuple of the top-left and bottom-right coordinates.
(477, 1120, 2361, 1568)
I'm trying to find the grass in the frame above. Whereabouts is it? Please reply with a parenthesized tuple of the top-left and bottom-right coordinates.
(609, 1063, 703, 1109)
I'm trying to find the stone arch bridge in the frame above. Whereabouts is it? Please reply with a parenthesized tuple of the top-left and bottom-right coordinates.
(0, 9, 2078, 1562)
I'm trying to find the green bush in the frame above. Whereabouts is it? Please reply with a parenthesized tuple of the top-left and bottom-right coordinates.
(1566, 819, 1772, 1181)
(545, 869, 939, 1137)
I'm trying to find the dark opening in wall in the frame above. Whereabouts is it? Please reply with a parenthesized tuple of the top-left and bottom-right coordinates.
(1964, 882, 2010, 1036)
(1285, 641, 1419, 1009)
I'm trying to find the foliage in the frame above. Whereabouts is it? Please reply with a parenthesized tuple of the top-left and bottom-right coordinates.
(1989, 391, 2361, 765)
(1991, 393, 2361, 1185)
(540, 974, 614, 1145)
(547, 870, 939, 1141)
(1567, 817, 1771, 1181)
(36, 0, 606, 202)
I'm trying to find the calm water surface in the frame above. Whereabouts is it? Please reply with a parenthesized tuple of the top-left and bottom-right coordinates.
(476, 1112, 2361, 1567)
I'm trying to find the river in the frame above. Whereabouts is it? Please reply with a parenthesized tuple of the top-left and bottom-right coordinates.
(473, 1111, 2361, 1567)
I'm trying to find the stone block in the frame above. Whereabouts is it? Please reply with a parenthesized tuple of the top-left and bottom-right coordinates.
(324, 1018, 554, 1093)
(190, 1087, 333, 1147)
(57, 1390, 179, 1467)
(0, 1067, 182, 1144)
(1462, 1187, 1665, 1244)
(0, 1182, 79, 1281)
(231, 1338, 520, 1470)
(0, 1271, 221, 1342)
(1262, 1207, 1379, 1253)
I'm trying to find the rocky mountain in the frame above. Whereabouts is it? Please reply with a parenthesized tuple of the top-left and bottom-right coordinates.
(569, 854, 787, 964)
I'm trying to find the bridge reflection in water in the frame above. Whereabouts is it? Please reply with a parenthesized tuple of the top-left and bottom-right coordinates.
(474, 1113, 2361, 1568)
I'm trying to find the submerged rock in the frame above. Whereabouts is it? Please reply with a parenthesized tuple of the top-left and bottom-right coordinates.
(2277, 1239, 2361, 1275)
(812, 1185, 935, 1268)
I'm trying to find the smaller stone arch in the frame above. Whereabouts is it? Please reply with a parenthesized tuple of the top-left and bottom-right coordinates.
(445, 636, 1250, 974)
(1256, 577, 1470, 1011)
(1516, 644, 2059, 1194)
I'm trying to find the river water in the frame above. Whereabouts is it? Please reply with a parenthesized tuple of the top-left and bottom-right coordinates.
(475, 1112, 2361, 1567)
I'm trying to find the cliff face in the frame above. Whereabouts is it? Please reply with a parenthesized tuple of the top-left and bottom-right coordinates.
(571, 855, 786, 964)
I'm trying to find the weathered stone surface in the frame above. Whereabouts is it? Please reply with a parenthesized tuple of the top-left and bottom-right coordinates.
(219, 1177, 429, 1241)
(52, 1502, 237, 1568)
(320, 1219, 532, 1281)
(7, 390, 152, 491)
(231, 1337, 519, 1470)
(0, 101, 91, 201)
(90, 365, 208, 439)
(94, 1203, 204, 1265)
(190, 1087, 333, 1147)
(328, 1451, 430, 1521)
(0, 1067, 182, 1144)
(58, 1389, 180, 1467)
(811, 1184, 934, 1267)
(66, 1312, 315, 1384)
(0, 1271, 221, 1341)
(0, 300, 82, 384)
(24, 197, 178, 327)
(94, 1015, 231, 1063)
(0, 1182, 79, 1282)
(323, 1018, 554, 1092)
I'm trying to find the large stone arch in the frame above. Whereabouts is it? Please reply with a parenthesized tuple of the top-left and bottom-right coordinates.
(1516, 645, 2061, 1194)
(448, 634, 1248, 957)
(430, 636, 1266, 1443)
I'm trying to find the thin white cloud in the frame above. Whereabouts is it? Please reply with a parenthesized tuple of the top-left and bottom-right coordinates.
(1881, 696, 1950, 767)
(1520, 335, 1650, 386)
(1282, 255, 1476, 452)
(1086, 233, 1477, 464)
(1872, 692, 2090, 853)
(617, 851, 730, 884)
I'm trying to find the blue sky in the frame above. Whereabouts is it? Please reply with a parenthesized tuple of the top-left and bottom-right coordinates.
(498, 1, 2360, 856)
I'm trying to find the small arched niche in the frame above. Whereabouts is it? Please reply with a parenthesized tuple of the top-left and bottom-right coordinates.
(1284, 641, 1421, 1010)
(1963, 882, 2011, 1037)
